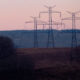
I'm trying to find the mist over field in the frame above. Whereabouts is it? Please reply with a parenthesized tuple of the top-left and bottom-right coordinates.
(0, 29, 80, 48)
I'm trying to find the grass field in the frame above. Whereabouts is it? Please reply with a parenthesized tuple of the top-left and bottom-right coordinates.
(16, 48, 80, 80)
(16, 48, 80, 69)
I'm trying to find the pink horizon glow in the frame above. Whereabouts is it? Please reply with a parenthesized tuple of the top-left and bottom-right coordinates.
(0, 0, 80, 30)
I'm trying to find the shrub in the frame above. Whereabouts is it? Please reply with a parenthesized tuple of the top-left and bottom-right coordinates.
(0, 36, 15, 58)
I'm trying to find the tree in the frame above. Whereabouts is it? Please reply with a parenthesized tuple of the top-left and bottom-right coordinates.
(0, 36, 15, 59)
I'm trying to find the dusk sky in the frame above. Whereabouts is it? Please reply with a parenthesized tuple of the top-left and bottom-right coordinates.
(0, 0, 80, 30)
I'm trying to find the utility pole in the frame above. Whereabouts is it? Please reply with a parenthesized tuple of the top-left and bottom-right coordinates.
(39, 5, 61, 48)
(62, 11, 80, 62)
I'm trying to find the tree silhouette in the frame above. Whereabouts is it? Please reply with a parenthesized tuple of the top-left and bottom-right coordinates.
(0, 36, 15, 59)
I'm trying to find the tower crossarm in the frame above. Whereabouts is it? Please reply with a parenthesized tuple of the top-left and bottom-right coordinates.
(39, 11, 61, 18)
(37, 21, 48, 30)
(25, 21, 33, 24)
(53, 21, 65, 29)
(52, 21, 65, 25)
(44, 5, 56, 9)
(39, 5, 61, 18)
(75, 17, 80, 20)
(39, 11, 48, 18)
(62, 17, 72, 20)
(61, 11, 80, 63)
(37, 20, 48, 24)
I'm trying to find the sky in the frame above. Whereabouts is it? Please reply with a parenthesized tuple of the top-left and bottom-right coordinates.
(0, 0, 80, 30)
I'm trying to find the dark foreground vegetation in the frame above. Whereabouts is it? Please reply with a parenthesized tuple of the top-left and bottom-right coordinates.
(35, 63, 80, 80)
(0, 36, 80, 80)
(0, 36, 34, 80)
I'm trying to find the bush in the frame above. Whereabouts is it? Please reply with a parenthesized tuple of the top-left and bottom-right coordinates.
(0, 36, 15, 58)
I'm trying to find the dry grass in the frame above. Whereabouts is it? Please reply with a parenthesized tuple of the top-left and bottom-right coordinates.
(16, 48, 80, 69)
(16, 48, 80, 80)
(35, 64, 80, 80)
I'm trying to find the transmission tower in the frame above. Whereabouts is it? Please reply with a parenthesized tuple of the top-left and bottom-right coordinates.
(25, 17, 48, 48)
(39, 5, 61, 48)
(62, 11, 80, 62)
(25, 17, 38, 48)
(38, 20, 65, 47)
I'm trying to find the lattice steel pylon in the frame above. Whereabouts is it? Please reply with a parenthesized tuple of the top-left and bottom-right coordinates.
(39, 5, 61, 48)
(62, 11, 80, 62)
(25, 17, 38, 48)
(25, 17, 48, 48)
(38, 21, 65, 47)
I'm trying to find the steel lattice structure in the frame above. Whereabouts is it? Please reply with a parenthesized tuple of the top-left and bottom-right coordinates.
(39, 5, 61, 48)
(25, 17, 49, 48)
(62, 11, 80, 62)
